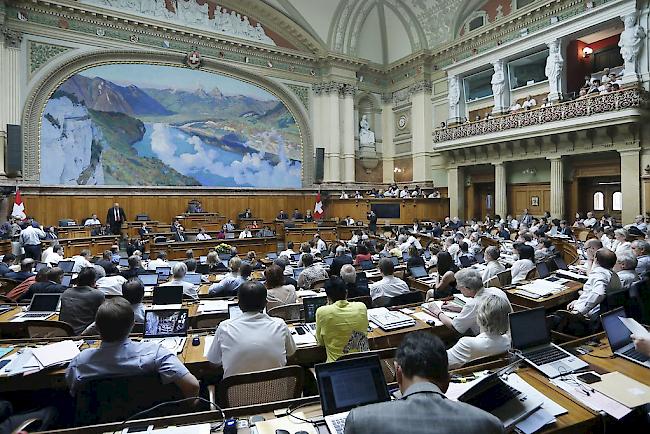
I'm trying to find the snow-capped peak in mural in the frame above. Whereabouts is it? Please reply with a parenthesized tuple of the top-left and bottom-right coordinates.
(40, 64, 302, 188)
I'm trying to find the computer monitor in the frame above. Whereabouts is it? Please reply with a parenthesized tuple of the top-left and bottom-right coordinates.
(156, 266, 171, 279)
(34, 262, 48, 272)
(57, 260, 74, 273)
(152, 286, 183, 305)
(118, 257, 129, 267)
(28, 294, 61, 312)
(475, 251, 485, 264)
(218, 253, 232, 261)
(509, 308, 550, 351)
(315, 355, 391, 416)
(459, 255, 475, 268)
(293, 267, 304, 280)
(61, 274, 72, 287)
(360, 260, 374, 270)
(228, 304, 243, 320)
(553, 257, 568, 270)
(199, 255, 207, 264)
(303, 295, 328, 323)
(183, 273, 202, 285)
(536, 262, 550, 279)
(143, 309, 189, 338)
(138, 273, 159, 287)
(408, 266, 428, 279)
(423, 250, 431, 260)
(600, 307, 632, 352)
(291, 253, 301, 262)
(402, 252, 411, 262)
(136, 214, 149, 221)
(225, 232, 235, 239)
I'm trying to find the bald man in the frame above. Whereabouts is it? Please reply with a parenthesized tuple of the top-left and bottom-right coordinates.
(106, 202, 127, 236)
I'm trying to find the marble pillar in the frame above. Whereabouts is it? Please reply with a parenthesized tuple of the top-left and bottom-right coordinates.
(341, 85, 356, 184)
(549, 156, 565, 219)
(493, 162, 507, 219)
(620, 148, 641, 224)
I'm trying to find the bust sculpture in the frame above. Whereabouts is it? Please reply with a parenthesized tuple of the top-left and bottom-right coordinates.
(359, 115, 376, 147)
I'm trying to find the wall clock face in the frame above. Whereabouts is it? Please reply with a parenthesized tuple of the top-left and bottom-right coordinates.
(398, 114, 408, 130)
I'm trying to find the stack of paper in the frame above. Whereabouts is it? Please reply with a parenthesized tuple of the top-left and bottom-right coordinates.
(555, 269, 588, 282)
(197, 300, 229, 314)
(551, 373, 632, 419)
(518, 280, 564, 297)
(421, 302, 460, 318)
(368, 308, 415, 331)
(1, 340, 80, 376)
(619, 316, 650, 337)
(291, 330, 317, 347)
(296, 289, 318, 298)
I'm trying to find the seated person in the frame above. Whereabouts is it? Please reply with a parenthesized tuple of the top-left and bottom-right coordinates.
(425, 252, 458, 300)
(20, 266, 67, 301)
(120, 255, 146, 279)
(0, 400, 57, 433)
(161, 262, 198, 299)
(223, 220, 236, 232)
(196, 228, 212, 241)
(277, 210, 289, 220)
(238, 226, 253, 239)
(185, 259, 197, 273)
(239, 208, 253, 219)
(425, 268, 511, 336)
(481, 246, 505, 283)
(95, 250, 119, 276)
(330, 246, 353, 276)
(0, 254, 15, 276)
(208, 258, 250, 297)
(510, 244, 535, 284)
(292, 208, 303, 220)
(522, 95, 536, 110)
(615, 251, 639, 290)
(71, 250, 93, 273)
(632, 240, 650, 276)
(5, 258, 35, 282)
(534, 238, 554, 262)
(122, 278, 145, 323)
(280, 241, 296, 257)
(257, 226, 274, 237)
(206, 281, 296, 378)
(447, 295, 512, 369)
(344, 332, 503, 434)
(245, 251, 264, 270)
(264, 265, 297, 310)
(304, 210, 314, 222)
(273, 256, 298, 288)
(297, 254, 328, 289)
(205, 251, 227, 273)
(66, 298, 199, 397)
(84, 214, 101, 226)
(60, 267, 106, 335)
(353, 244, 372, 266)
(10, 266, 48, 301)
(147, 251, 169, 271)
(95, 265, 127, 296)
(340, 264, 370, 298)
(406, 245, 426, 272)
(316, 276, 369, 362)
(369, 258, 410, 301)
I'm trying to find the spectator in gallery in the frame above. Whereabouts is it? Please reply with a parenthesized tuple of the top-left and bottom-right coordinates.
(354, 190, 363, 199)
(509, 100, 522, 113)
(340, 190, 349, 199)
(277, 210, 289, 220)
(522, 95, 537, 110)
(399, 186, 411, 198)
(257, 226, 274, 237)
(223, 219, 235, 232)
(239, 226, 253, 239)
(292, 209, 303, 220)
(250, 220, 260, 229)
(138, 221, 151, 237)
(428, 190, 441, 199)
(304, 211, 314, 222)
(440, 121, 446, 128)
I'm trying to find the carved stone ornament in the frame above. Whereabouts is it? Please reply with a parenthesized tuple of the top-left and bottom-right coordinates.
(2, 28, 22, 48)
(184, 49, 202, 69)
(408, 80, 432, 95)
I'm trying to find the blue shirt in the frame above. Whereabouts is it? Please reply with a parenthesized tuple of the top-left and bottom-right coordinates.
(65, 338, 189, 395)
(208, 273, 244, 297)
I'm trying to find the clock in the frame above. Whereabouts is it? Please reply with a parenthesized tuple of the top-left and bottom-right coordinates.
(397, 114, 408, 130)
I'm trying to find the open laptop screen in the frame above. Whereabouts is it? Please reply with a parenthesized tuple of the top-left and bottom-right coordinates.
(183, 273, 202, 285)
(156, 267, 171, 278)
(390, 256, 399, 266)
(324, 257, 334, 266)
(316, 355, 391, 416)
(58, 260, 74, 273)
(143, 309, 189, 338)
(138, 273, 159, 286)
(29, 294, 61, 312)
(61, 274, 72, 287)
(536, 262, 550, 279)
(601, 308, 631, 352)
(409, 266, 428, 279)
(303, 296, 328, 323)
(119, 257, 129, 267)
(553, 257, 568, 270)
(152, 286, 183, 305)
(509, 307, 550, 350)
(360, 260, 373, 270)
(35, 262, 48, 272)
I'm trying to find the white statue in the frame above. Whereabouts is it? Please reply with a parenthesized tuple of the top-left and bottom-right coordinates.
(176, 0, 208, 26)
(545, 39, 564, 98)
(448, 75, 461, 120)
(491, 61, 505, 98)
(619, 13, 646, 78)
(359, 115, 376, 147)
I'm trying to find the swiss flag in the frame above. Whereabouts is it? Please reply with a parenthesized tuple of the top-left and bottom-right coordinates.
(314, 192, 324, 220)
(11, 186, 25, 220)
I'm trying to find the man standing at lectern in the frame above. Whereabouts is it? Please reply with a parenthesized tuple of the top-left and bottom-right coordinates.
(106, 203, 126, 236)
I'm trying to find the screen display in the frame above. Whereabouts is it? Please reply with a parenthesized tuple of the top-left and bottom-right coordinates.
(371, 204, 400, 219)
(303, 296, 328, 323)
(509, 308, 550, 350)
(138, 274, 159, 286)
(30, 294, 60, 311)
(61, 274, 72, 287)
(58, 261, 74, 273)
(144, 309, 188, 337)
(409, 266, 428, 279)
(183, 273, 202, 285)
(601, 309, 631, 351)
(152, 286, 183, 305)
(119, 258, 129, 267)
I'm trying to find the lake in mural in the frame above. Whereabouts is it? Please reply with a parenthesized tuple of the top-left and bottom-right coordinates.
(40, 63, 302, 187)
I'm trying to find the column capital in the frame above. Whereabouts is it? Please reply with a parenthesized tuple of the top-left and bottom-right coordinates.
(618, 147, 642, 156)
(1, 27, 21, 49)
(408, 80, 432, 96)
(312, 81, 344, 96)
(492, 161, 505, 166)
(340, 83, 357, 98)
(546, 155, 563, 161)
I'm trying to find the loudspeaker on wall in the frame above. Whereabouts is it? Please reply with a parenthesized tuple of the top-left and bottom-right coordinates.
(5, 124, 22, 177)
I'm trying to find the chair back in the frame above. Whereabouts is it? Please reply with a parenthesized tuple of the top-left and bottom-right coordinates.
(348, 295, 372, 309)
(267, 303, 301, 321)
(628, 279, 650, 324)
(389, 290, 424, 307)
(0, 322, 29, 339)
(0, 278, 19, 295)
(216, 365, 304, 408)
(24, 320, 74, 338)
(600, 288, 630, 316)
(485, 275, 501, 288)
(496, 270, 512, 287)
(372, 296, 391, 308)
(75, 374, 185, 425)
(312, 278, 328, 291)
(525, 268, 538, 281)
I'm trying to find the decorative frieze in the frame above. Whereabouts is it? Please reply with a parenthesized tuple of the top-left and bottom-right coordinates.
(285, 83, 309, 111)
(2, 27, 21, 48)
(28, 41, 71, 74)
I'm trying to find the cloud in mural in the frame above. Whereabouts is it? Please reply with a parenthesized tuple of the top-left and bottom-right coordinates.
(39, 63, 302, 187)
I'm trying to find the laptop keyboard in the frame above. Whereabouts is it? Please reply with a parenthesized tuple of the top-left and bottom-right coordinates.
(329, 416, 346, 434)
(622, 347, 650, 362)
(22, 312, 50, 318)
(527, 346, 567, 365)
(466, 383, 521, 413)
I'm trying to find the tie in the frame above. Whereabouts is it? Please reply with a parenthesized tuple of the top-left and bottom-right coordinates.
(115, 209, 119, 222)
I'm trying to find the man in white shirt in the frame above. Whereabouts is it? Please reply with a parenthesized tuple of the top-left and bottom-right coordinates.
(581, 238, 603, 273)
(147, 251, 169, 271)
(632, 215, 647, 233)
(481, 246, 505, 283)
(280, 241, 296, 258)
(509, 101, 522, 113)
(340, 191, 349, 199)
(71, 249, 93, 273)
(369, 258, 410, 301)
(568, 248, 621, 319)
(506, 215, 519, 230)
(425, 268, 511, 336)
(42, 243, 64, 265)
(238, 227, 252, 239)
(399, 187, 410, 198)
(161, 262, 198, 299)
(94, 265, 127, 296)
(196, 228, 212, 240)
(614, 251, 638, 290)
(632, 240, 650, 275)
(314, 234, 327, 252)
(84, 214, 101, 226)
(521, 95, 536, 110)
(583, 211, 597, 228)
(206, 281, 296, 378)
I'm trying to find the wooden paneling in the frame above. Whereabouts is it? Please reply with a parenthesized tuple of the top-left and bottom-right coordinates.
(507, 183, 550, 217)
(326, 198, 450, 225)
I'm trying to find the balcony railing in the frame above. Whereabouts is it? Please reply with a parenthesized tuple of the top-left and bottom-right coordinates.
(433, 89, 647, 143)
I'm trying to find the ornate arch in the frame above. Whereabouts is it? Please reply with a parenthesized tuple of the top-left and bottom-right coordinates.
(21, 49, 314, 187)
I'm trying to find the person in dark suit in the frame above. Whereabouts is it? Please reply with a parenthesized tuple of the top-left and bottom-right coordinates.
(292, 209, 303, 220)
(277, 210, 289, 220)
(95, 250, 119, 276)
(559, 220, 573, 237)
(330, 246, 353, 276)
(106, 203, 127, 236)
(239, 208, 253, 219)
(173, 230, 186, 242)
(5, 259, 36, 282)
(20, 267, 67, 301)
(138, 222, 151, 237)
(344, 332, 503, 434)
(120, 256, 146, 279)
(0, 254, 15, 277)
(340, 264, 370, 298)
(367, 210, 378, 234)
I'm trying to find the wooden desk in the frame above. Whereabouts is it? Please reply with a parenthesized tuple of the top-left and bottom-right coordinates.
(505, 280, 582, 310)
(53, 235, 120, 256)
(149, 237, 279, 259)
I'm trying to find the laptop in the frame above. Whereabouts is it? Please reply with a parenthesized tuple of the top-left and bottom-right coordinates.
(510, 308, 588, 378)
(156, 266, 171, 281)
(198, 256, 207, 264)
(459, 255, 476, 268)
(12, 294, 61, 322)
(218, 253, 232, 261)
(57, 260, 74, 273)
(408, 266, 428, 279)
(300, 295, 328, 334)
(228, 304, 243, 320)
(142, 309, 189, 354)
(402, 252, 411, 262)
(536, 262, 550, 279)
(225, 232, 235, 239)
(139, 273, 159, 288)
(35, 262, 48, 272)
(601, 308, 650, 368)
(293, 267, 304, 280)
(315, 355, 391, 434)
(151, 285, 183, 309)
(458, 373, 543, 429)
(359, 260, 374, 270)
(423, 250, 431, 260)
(267, 252, 278, 260)
(474, 251, 485, 264)
(61, 274, 72, 287)
(324, 257, 334, 266)
(355, 272, 370, 295)
(553, 257, 568, 271)
(118, 257, 129, 267)
(183, 272, 202, 285)
(291, 253, 301, 262)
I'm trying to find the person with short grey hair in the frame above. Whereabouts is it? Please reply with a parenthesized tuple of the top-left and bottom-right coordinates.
(330, 245, 353, 276)
(482, 246, 505, 283)
(631, 239, 650, 275)
(340, 264, 369, 298)
(425, 268, 511, 336)
(615, 251, 639, 289)
(447, 294, 512, 369)
(161, 261, 198, 299)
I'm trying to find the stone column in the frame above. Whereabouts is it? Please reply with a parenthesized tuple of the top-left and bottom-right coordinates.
(411, 80, 433, 182)
(448, 166, 465, 220)
(0, 27, 22, 176)
(311, 84, 324, 182)
(381, 93, 394, 183)
(549, 156, 565, 219)
(545, 39, 565, 103)
(341, 84, 356, 184)
(493, 162, 507, 219)
(620, 148, 641, 224)
(318, 82, 342, 183)
(491, 60, 509, 114)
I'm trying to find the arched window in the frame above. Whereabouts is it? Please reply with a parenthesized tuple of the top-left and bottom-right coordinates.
(612, 191, 622, 211)
(468, 16, 484, 31)
(593, 192, 604, 211)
